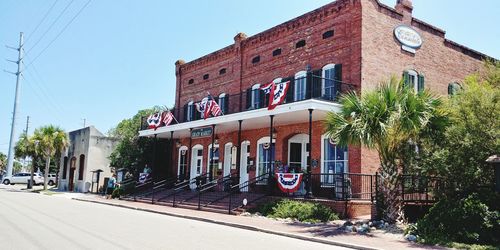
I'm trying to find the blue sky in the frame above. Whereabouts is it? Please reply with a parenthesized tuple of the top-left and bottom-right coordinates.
(1, 0, 499, 154)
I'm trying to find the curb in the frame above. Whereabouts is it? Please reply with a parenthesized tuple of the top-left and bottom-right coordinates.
(73, 198, 379, 250)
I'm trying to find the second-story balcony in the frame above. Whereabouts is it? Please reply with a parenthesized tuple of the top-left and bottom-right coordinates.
(140, 72, 355, 136)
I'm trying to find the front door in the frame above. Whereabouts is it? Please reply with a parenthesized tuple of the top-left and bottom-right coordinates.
(287, 134, 309, 173)
(190, 146, 203, 189)
(223, 143, 233, 177)
(69, 157, 76, 191)
(207, 144, 219, 181)
(178, 147, 188, 181)
(239, 141, 250, 186)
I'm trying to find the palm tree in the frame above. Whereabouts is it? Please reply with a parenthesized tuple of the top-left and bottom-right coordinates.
(324, 77, 445, 222)
(32, 125, 68, 190)
(15, 133, 39, 188)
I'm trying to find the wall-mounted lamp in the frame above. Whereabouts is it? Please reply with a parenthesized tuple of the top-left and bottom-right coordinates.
(272, 128, 278, 139)
(175, 140, 182, 148)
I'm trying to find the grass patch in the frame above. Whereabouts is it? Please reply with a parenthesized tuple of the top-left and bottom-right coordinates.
(250, 199, 339, 223)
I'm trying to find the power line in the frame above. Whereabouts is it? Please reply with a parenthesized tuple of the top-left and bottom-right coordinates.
(25, 0, 74, 56)
(25, 0, 92, 70)
(24, 0, 60, 44)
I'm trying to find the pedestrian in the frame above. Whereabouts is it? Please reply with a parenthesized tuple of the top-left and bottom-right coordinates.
(106, 174, 117, 199)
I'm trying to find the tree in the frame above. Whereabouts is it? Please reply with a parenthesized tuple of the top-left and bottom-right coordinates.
(31, 125, 68, 190)
(108, 106, 164, 178)
(15, 133, 39, 187)
(0, 152, 6, 173)
(324, 77, 445, 222)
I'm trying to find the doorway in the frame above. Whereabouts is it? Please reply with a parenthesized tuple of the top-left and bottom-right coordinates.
(239, 140, 250, 186)
(190, 145, 203, 189)
(177, 146, 188, 181)
(287, 134, 309, 173)
(207, 144, 220, 180)
(69, 157, 76, 191)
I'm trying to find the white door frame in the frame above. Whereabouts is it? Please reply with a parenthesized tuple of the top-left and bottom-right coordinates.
(223, 142, 233, 177)
(190, 144, 203, 189)
(177, 146, 188, 177)
(256, 137, 275, 184)
(239, 140, 250, 186)
(287, 134, 309, 172)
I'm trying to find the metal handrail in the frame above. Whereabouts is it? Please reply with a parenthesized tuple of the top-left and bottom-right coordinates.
(226, 173, 269, 214)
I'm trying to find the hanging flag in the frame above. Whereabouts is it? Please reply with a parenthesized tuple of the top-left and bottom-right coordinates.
(162, 111, 175, 126)
(208, 99, 223, 118)
(147, 112, 162, 130)
(275, 173, 303, 193)
(196, 98, 209, 119)
(260, 80, 290, 110)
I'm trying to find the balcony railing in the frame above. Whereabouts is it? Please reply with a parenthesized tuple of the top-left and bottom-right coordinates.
(140, 73, 355, 130)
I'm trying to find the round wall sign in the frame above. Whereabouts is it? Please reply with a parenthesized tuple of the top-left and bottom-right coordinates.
(394, 25, 423, 49)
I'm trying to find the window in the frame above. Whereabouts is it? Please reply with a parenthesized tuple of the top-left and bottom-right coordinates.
(294, 71, 307, 101)
(321, 135, 348, 186)
(188, 79, 194, 84)
(272, 48, 282, 57)
(78, 154, 85, 180)
(203, 74, 209, 80)
(448, 82, 461, 96)
(295, 40, 306, 48)
(187, 101, 194, 121)
(322, 64, 336, 100)
(252, 55, 260, 64)
(256, 137, 275, 184)
(403, 70, 424, 92)
(251, 84, 261, 109)
(322, 30, 334, 39)
(219, 68, 226, 75)
(208, 143, 220, 179)
(62, 157, 68, 179)
(218, 93, 227, 114)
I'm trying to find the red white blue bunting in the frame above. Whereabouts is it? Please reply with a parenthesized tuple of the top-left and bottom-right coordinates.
(275, 173, 303, 193)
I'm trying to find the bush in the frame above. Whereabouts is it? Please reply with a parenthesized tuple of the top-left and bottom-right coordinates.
(254, 199, 339, 223)
(111, 187, 123, 198)
(413, 194, 499, 246)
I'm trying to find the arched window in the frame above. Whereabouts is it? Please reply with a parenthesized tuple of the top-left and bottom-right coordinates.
(219, 68, 227, 75)
(78, 154, 85, 180)
(403, 70, 424, 92)
(203, 74, 209, 80)
(320, 134, 348, 186)
(322, 30, 334, 39)
(188, 79, 194, 84)
(256, 137, 275, 184)
(272, 48, 282, 57)
(322, 64, 336, 100)
(218, 93, 228, 114)
(295, 40, 306, 48)
(252, 56, 260, 64)
(448, 82, 461, 96)
(251, 84, 261, 109)
(187, 101, 194, 121)
(294, 71, 307, 101)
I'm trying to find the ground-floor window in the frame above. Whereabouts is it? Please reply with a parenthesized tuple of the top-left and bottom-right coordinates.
(256, 137, 275, 184)
(321, 135, 348, 186)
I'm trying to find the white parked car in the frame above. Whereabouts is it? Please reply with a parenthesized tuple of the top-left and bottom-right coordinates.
(2, 172, 45, 185)
(47, 173, 57, 186)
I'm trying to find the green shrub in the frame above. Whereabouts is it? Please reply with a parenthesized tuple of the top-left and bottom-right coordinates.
(111, 187, 123, 198)
(414, 194, 499, 246)
(255, 199, 339, 223)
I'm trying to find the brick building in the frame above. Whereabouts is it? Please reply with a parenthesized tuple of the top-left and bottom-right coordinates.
(137, 0, 492, 214)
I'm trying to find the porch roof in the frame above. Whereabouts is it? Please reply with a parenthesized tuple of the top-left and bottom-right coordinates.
(138, 99, 341, 139)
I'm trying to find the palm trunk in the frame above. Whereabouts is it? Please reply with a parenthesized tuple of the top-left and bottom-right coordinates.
(378, 160, 404, 223)
(30, 158, 35, 189)
(44, 156, 50, 190)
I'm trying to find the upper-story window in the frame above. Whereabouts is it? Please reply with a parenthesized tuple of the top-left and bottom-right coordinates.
(203, 74, 209, 80)
(186, 101, 194, 121)
(295, 40, 306, 48)
(252, 56, 260, 64)
(294, 71, 307, 101)
(322, 64, 337, 100)
(251, 84, 261, 109)
(188, 79, 194, 85)
(272, 48, 282, 57)
(403, 70, 424, 92)
(322, 30, 334, 39)
(219, 68, 227, 75)
(218, 93, 228, 114)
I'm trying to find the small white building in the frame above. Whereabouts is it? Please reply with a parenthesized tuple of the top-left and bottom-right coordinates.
(58, 126, 118, 193)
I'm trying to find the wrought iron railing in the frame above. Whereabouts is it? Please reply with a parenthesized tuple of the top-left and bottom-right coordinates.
(140, 74, 356, 130)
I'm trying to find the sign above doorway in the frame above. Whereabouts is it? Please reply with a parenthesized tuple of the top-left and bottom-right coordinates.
(191, 127, 213, 138)
(394, 25, 423, 54)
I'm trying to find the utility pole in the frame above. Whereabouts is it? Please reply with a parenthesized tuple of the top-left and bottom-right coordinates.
(82, 118, 86, 128)
(5, 32, 24, 177)
(24, 116, 30, 136)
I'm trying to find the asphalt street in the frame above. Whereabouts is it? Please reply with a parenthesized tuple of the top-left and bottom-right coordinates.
(0, 187, 351, 250)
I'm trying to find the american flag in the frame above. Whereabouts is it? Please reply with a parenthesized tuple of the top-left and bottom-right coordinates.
(207, 99, 222, 117)
(162, 111, 175, 126)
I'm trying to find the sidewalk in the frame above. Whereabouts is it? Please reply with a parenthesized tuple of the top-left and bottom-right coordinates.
(73, 194, 445, 250)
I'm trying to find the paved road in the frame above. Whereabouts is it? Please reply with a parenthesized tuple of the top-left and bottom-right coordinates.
(0, 189, 351, 250)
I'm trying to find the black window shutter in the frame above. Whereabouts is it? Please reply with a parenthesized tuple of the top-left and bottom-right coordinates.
(305, 71, 313, 99)
(285, 77, 294, 103)
(224, 96, 229, 114)
(312, 69, 322, 98)
(334, 64, 342, 97)
(183, 104, 188, 122)
(245, 88, 252, 110)
(259, 89, 266, 108)
(194, 103, 200, 120)
(417, 74, 425, 93)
